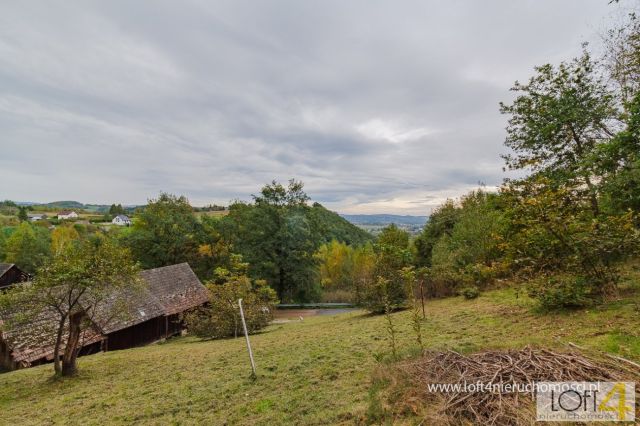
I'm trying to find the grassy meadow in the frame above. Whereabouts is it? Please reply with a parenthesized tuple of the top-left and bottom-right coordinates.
(1, 267, 639, 425)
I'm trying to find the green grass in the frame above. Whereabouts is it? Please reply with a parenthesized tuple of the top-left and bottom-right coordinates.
(1, 284, 639, 425)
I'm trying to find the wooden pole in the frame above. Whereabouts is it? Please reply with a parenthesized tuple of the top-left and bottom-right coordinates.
(419, 279, 425, 319)
(238, 299, 256, 378)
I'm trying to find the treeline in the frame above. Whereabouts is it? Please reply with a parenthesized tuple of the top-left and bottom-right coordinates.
(317, 15, 640, 311)
(0, 182, 374, 372)
(0, 182, 372, 302)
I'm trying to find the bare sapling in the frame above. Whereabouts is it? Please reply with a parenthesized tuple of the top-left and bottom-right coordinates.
(380, 277, 398, 361)
(402, 267, 424, 353)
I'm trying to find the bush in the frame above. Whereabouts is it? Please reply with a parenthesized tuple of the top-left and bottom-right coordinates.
(424, 191, 508, 296)
(184, 259, 278, 339)
(360, 225, 412, 313)
(527, 274, 595, 309)
(460, 285, 480, 299)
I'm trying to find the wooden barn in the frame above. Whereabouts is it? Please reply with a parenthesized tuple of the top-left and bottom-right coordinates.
(97, 263, 209, 351)
(0, 306, 104, 370)
(0, 264, 29, 290)
(0, 263, 209, 371)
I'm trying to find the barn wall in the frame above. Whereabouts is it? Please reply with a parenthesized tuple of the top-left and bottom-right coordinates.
(104, 317, 166, 351)
(0, 267, 27, 289)
(0, 338, 16, 371)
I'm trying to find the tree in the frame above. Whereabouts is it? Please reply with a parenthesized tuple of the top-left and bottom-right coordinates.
(502, 177, 639, 306)
(184, 255, 277, 339)
(219, 180, 321, 302)
(123, 193, 238, 281)
(500, 51, 618, 217)
(0, 236, 141, 376)
(351, 243, 376, 304)
(428, 191, 508, 294)
(51, 225, 80, 255)
(108, 204, 125, 216)
(3, 222, 50, 273)
(125, 193, 201, 269)
(604, 13, 640, 105)
(414, 200, 461, 267)
(315, 240, 354, 290)
(596, 93, 640, 215)
(17, 206, 28, 222)
(361, 225, 412, 313)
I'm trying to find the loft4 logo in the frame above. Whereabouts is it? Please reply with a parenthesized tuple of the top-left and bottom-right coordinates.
(536, 381, 636, 422)
(598, 382, 633, 420)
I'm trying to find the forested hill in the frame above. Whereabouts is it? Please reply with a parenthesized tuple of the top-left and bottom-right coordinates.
(310, 203, 373, 246)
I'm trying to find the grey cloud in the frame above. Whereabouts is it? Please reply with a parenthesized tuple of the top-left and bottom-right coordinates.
(0, 0, 616, 213)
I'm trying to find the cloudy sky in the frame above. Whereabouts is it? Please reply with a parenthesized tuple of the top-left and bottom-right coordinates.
(0, 1, 625, 214)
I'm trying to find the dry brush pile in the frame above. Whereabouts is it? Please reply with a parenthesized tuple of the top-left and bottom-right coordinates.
(374, 346, 640, 425)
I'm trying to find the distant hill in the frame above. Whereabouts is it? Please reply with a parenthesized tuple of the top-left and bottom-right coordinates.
(339, 214, 428, 236)
(15, 201, 139, 213)
(311, 204, 373, 246)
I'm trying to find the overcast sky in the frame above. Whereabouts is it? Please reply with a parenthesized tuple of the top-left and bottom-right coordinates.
(0, 1, 626, 214)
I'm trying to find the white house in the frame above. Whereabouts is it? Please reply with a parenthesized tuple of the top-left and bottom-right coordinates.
(57, 211, 79, 220)
(112, 214, 132, 226)
(28, 213, 47, 222)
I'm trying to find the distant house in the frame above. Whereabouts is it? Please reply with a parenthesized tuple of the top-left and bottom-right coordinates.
(0, 263, 209, 370)
(0, 264, 29, 290)
(57, 211, 78, 220)
(27, 213, 47, 222)
(112, 215, 131, 226)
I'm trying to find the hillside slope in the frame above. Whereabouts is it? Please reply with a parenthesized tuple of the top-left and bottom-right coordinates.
(310, 203, 373, 246)
(1, 281, 638, 425)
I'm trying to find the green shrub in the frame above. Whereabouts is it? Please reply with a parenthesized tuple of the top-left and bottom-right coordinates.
(184, 257, 278, 339)
(186, 278, 277, 339)
(460, 285, 480, 300)
(527, 274, 595, 309)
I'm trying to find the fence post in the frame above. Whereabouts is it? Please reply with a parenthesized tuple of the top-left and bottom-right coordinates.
(238, 298, 257, 378)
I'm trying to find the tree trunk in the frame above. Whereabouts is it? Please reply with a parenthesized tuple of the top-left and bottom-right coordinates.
(61, 311, 85, 376)
(53, 315, 67, 375)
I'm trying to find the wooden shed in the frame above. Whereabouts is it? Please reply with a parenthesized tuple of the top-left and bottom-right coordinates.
(0, 263, 208, 370)
(0, 264, 29, 290)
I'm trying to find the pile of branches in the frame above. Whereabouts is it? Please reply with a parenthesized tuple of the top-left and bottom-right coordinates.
(394, 346, 639, 425)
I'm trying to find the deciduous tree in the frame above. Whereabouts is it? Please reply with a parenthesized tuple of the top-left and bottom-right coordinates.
(0, 236, 141, 376)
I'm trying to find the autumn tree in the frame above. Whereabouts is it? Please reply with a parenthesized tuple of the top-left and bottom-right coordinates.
(51, 225, 80, 255)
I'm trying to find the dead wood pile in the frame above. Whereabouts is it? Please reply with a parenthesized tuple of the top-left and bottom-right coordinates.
(393, 346, 640, 425)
